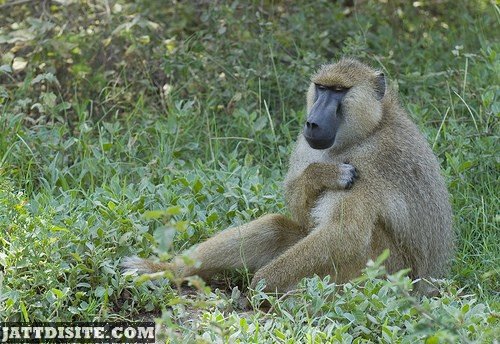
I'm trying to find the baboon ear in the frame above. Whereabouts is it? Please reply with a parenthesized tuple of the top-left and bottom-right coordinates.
(375, 72, 386, 100)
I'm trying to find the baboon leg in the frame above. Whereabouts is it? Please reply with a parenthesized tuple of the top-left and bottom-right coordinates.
(177, 214, 306, 279)
(251, 203, 375, 292)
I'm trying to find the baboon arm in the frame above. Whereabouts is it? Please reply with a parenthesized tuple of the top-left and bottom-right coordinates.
(251, 217, 373, 292)
(291, 162, 357, 196)
(285, 162, 357, 226)
(176, 214, 306, 279)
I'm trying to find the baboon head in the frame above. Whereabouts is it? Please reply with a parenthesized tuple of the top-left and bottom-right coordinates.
(304, 58, 386, 150)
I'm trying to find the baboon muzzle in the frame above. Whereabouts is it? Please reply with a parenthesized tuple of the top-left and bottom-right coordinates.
(303, 87, 343, 150)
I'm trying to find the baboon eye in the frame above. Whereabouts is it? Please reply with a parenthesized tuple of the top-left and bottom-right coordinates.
(315, 83, 349, 92)
(331, 86, 348, 92)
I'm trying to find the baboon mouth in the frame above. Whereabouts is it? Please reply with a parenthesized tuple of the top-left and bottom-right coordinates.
(304, 134, 335, 150)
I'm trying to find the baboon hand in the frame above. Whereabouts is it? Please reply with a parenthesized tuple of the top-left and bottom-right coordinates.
(303, 162, 358, 191)
(249, 273, 263, 290)
(250, 270, 280, 292)
(338, 163, 358, 189)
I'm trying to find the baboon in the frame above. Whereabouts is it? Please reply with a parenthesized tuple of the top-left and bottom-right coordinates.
(123, 58, 454, 294)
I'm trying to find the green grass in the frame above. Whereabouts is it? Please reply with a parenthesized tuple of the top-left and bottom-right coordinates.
(0, 0, 498, 342)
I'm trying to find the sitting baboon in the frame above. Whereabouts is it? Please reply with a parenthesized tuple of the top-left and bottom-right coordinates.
(123, 58, 453, 294)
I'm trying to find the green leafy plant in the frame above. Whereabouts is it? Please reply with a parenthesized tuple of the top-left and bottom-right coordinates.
(0, 0, 497, 342)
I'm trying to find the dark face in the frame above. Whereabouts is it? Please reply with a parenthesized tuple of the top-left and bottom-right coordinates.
(303, 84, 348, 150)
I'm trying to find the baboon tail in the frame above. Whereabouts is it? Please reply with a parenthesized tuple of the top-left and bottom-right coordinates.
(121, 256, 170, 274)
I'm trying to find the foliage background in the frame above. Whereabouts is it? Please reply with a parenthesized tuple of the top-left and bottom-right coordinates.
(0, 0, 498, 342)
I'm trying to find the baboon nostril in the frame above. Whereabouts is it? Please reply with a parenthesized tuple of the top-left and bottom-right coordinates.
(306, 121, 318, 129)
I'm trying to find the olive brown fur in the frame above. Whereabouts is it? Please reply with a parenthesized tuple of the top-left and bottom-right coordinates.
(122, 58, 454, 294)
